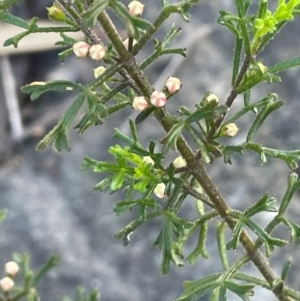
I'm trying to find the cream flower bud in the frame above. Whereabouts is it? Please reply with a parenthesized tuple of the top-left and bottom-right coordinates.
(143, 156, 154, 165)
(206, 94, 219, 105)
(173, 156, 187, 168)
(89, 44, 106, 61)
(123, 38, 137, 50)
(133, 96, 149, 111)
(154, 183, 166, 198)
(150, 91, 167, 107)
(5, 262, 19, 276)
(222, 123, 239, 137)
(73, 41, 90, 58)
(66, 87, 73, 91)
(0, 277, 14, 292)
(94, 66, 106, 78)
(128, 1, 144, 16)
(165, 77, 181, 94)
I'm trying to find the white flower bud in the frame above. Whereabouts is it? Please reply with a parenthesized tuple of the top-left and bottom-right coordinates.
(133, 96, 149, 111)
(0, 277, 14, 292)
(165, 77, 181, 94)
(222, 123, 239, 137)
(128, 1, 144, 16)
(5, 262, 19, 276)
(73, 41, 90, 58)
(143, 156, 154, 165)
(94, 66, 106, 78)
(123, 38, 137, 50)
(89, 44, 106, 61)
(154, 183, 166, 198)
(206, 94, 219, 104)
(150, 91, 167, 107)
(65, 87, 73, 91)
(173, 156, 186, 168)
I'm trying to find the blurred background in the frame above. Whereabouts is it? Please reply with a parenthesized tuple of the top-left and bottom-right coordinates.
(1, 1, 300, 300)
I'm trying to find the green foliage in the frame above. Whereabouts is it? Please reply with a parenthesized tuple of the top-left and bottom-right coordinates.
(2, 0, 300, 300)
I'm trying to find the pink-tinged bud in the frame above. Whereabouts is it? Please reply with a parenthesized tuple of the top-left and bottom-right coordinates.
(73, 41, 90, 58)
(165, 77, 181, 94)
(89, 44, 106, 61)
(94, 66, 106, 78)
(128, 1, 144, 16)
(123, 38, 137, 50)
(150, 91, 167, 107)
(173, 156, 186, 168)
(222, 123, 239, 137)
(143, 156, 154, 165)
(5, 262, 19, 276)
(133, 96, 149, 111)
(154, 183, 166, 198)
(0, 277, 14, 292)
(29, 81, 46, 86)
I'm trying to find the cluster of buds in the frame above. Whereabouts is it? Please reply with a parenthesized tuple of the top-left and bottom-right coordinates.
(0, 261, 19, 292)
(73, 42, 106, 61)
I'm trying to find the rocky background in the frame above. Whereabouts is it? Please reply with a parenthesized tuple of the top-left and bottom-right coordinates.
(1, 1, 300, 301)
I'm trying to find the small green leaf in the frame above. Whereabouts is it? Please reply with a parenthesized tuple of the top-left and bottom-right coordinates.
(37, 93, 85, 150)
(135, 106, 155, 124)
(226, 217, 245, 250)
(225, 280, 254, 301)
(21, 80, 83, 101)
(82, 0, 110, 27)
(186, 107, 215, 124)
(113, 200, 141, 216)
(282, 218, 300, 244)
(281, 258, 292, 281)
(161, 218, 173, 275)
(187, 221, 209, 263)
(55, 130, 70, 151)
(4, 30, 30, 47)
(245, 218, 288, 255)
(32, 256, 60, 286)
(246, 98, 283, 142)
(93, 177, 113, 191)
(161, 121, 185, 152)
(58, 48, 73, 63)
(1, 12, 29, 28)
(268, 56, 300, 74)
(55, 32, 77, 47)
(216, 222, 229, 270)
(244, 194, 277, 217)
(176, 274, 222, 301)
(111, 169, 126, 191)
